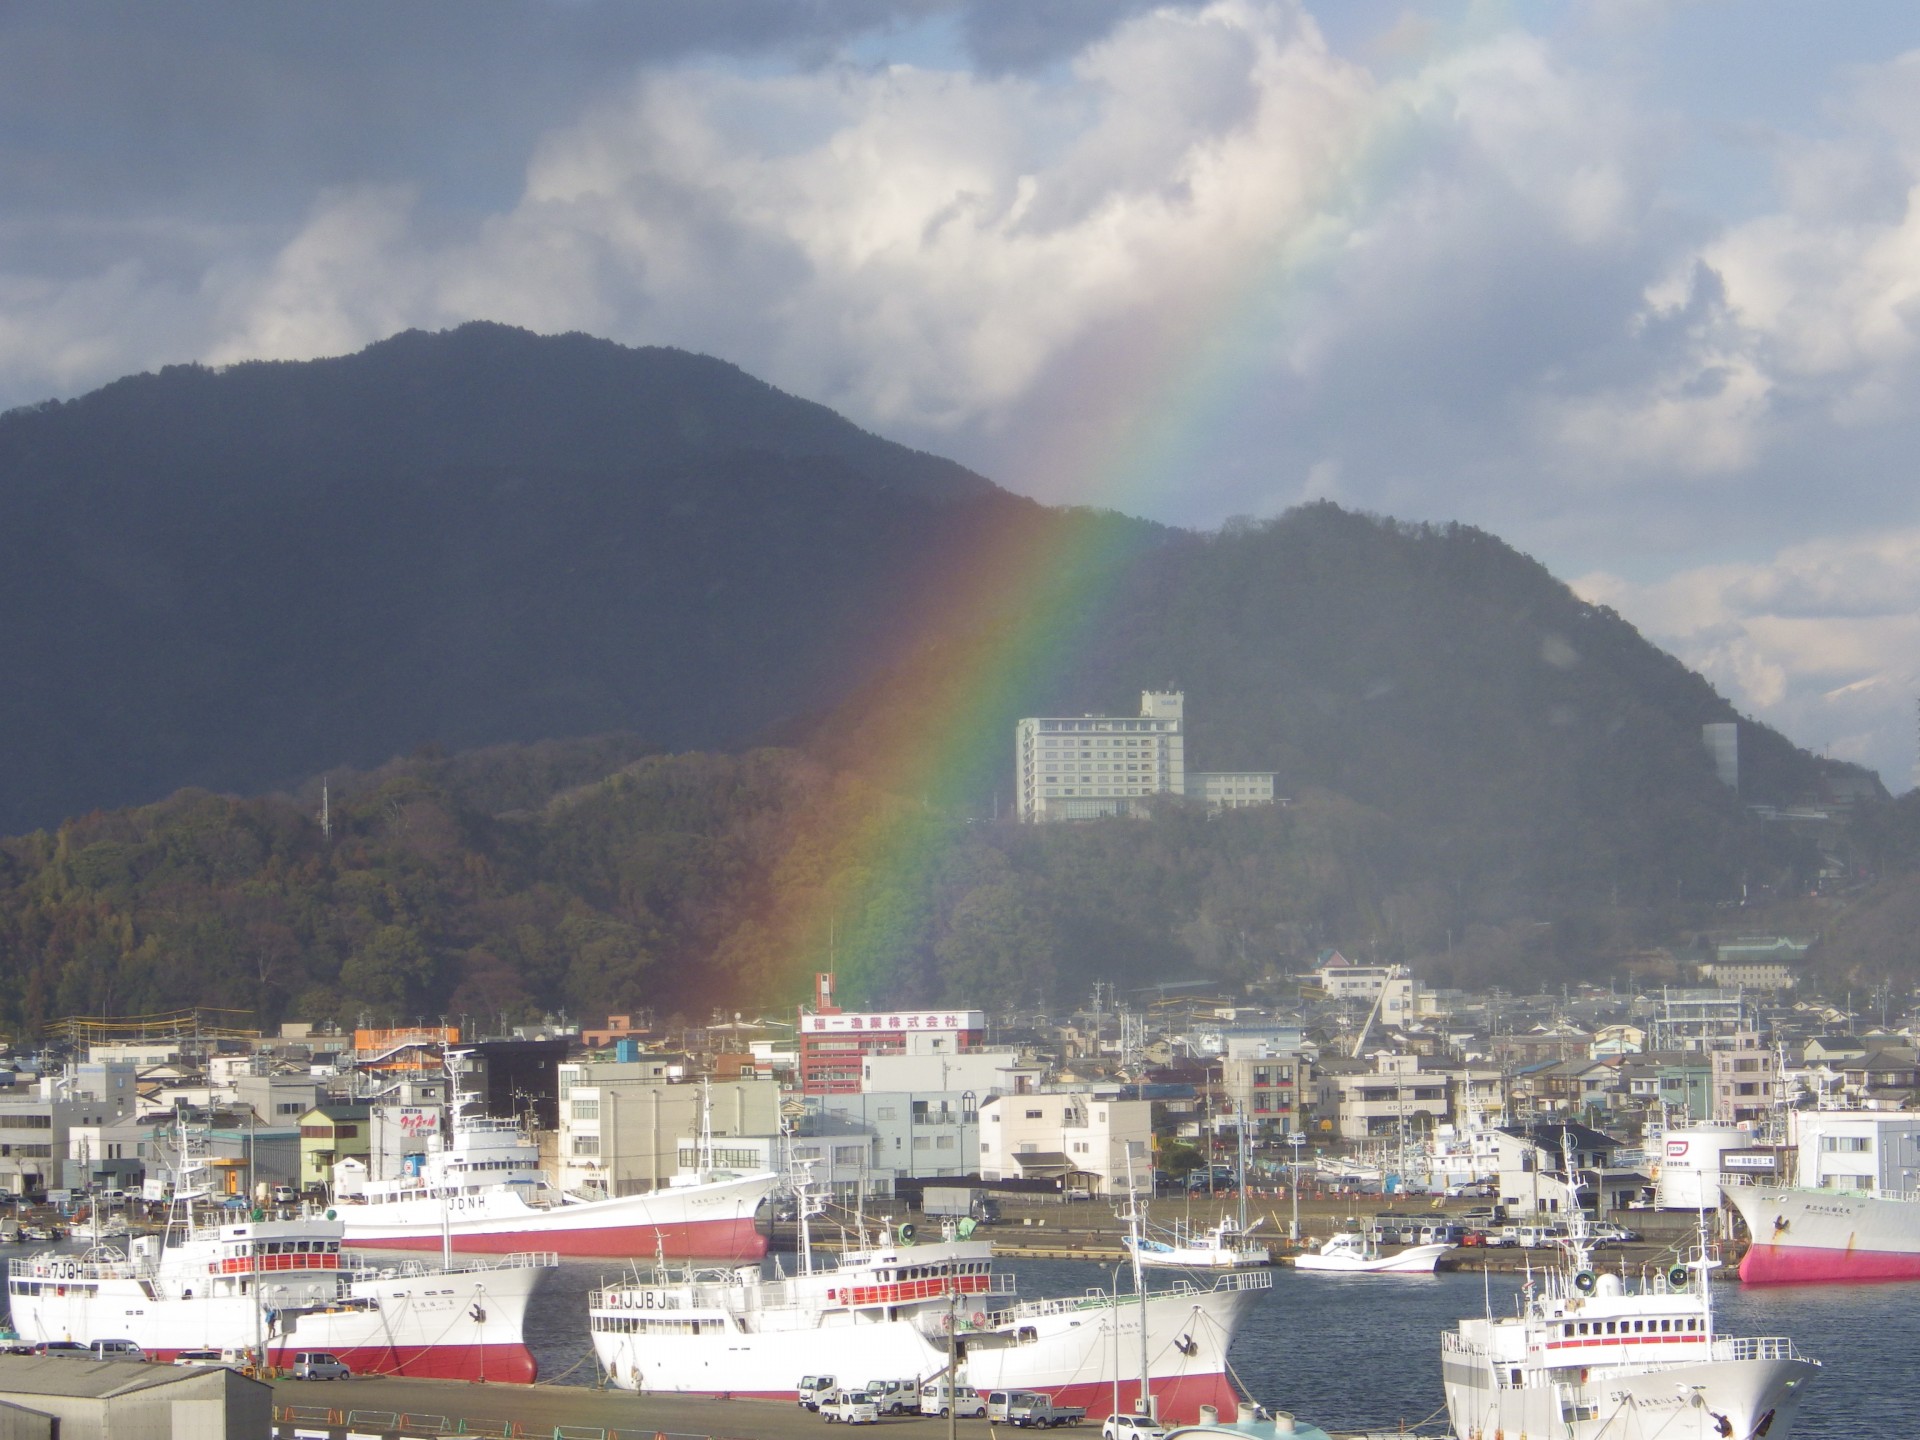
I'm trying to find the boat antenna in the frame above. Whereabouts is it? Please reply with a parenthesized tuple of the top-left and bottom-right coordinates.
(793, 1163, 822, 1276)
(1122, 1141, 1152, 1419)
(1559, 1126, 1594, 1276)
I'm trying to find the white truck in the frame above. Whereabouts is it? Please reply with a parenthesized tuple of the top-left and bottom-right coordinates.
(799, 1376, 839, 1411)
(1005, 1394, 1086, 1427)
(819, 1390, 882, 1424)
(922, 1186, 999, 1222)
(864, 1379, 922, 1415)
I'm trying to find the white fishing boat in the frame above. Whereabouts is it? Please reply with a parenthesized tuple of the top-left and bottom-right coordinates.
(588, 1172, 1271, 1425)
(1292, 1231, 1449, 1274)
(1130, 1113, 1269, 1269)
(335, 1058, 777, 1260)
(1441, 1142, 1819, 1440)
(1127, 1218, 1270, 1270)
(6, 1122, 555, 1381)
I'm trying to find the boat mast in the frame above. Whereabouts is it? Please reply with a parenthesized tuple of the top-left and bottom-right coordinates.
(1122, 1142, 1151, 1420)
(1234, 1108, 1248, 1236)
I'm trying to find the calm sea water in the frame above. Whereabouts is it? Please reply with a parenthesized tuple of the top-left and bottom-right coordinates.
(526, 1256, 1895, 1436)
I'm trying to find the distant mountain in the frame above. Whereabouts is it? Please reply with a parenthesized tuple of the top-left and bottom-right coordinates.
(0, 323, 1883, 1019)
(0, 323, 1039, 832)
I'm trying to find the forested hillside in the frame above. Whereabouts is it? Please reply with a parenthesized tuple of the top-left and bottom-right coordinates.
(0, 723, 1842, 1033)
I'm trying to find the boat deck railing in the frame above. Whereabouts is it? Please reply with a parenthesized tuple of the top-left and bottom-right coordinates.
(1720, 1172, 1913, 1201)
(340, 1250, 559, 1279)
(589, 1268, 1014, 1315)
(1442, 1330, 1808, 1369)
(985, 1267, 1272, 1325)
(9, 1253, 142, 1282)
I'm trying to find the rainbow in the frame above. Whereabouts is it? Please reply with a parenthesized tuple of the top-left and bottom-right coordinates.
(706, 23, 1435, 1008)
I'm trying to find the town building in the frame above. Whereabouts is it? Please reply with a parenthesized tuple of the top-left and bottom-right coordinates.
(1648, 988, 1757, 1052)
(798, 973, 985, 1096)
(796, 1090, 982, 1197)
(232, 1071, 324, 1128)
(0, 1064, 142, 1197)
(556, 1063, 780, 1196)
(1487, 1121, 1636, 1216)
(976, 1091, 1152, 1195)
(1015, 691, 1275, 822)
(1304, 954, 1415, 1019)
(1491, 1023, 1593, 1068)
(296, 1103, 370, 1191)
(1219, 1045, 1304, 1138)
(1709, 1033, 1779, 1124)
(1311, 1053, 1494, 1143)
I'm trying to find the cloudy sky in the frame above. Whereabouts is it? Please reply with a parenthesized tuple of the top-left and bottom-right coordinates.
(7, 1, 1920, 789)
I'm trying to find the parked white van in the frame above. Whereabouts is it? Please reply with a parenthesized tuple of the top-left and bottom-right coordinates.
(921, 1380, 986, 1418)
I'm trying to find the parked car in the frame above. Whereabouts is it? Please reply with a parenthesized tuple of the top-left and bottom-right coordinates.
(819, 1390, 881, 1424)
(1102, 1415, 1167, 1440)
(290, 1351, 351, 1380)
(88, 1339, 145, 1362)
(921, 1380, 987, 1418)
(1589, 1222, 1643, 1245)
(173, 1350, 228, 1367)
(35, 1341, 90, 1358)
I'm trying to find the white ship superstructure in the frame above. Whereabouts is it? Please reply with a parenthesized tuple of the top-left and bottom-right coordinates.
(589, 1183, 1269, 1424)
(336, 1060, 776, 1259)
(1442, 1148, 1817, 1440)
(7, 1124, 554, 1381)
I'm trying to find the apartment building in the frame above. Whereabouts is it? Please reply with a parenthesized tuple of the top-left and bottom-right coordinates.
(977, 1091, 1152, 1195)
(1710, 1033, 1779, 1125)
(1312, 1053, 1500, 1143)
(1219, 1048, 1303, 1138)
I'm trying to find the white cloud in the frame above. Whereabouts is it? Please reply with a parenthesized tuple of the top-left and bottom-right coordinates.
(1576, 531, 1920, 787)
(178, 1, 1395, 449)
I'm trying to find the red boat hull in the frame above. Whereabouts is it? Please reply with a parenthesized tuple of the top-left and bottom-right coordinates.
(345, 1215, 766, 1261)
(1739, 1242, 1920, 1285)
(149, 1343, 538, 1384)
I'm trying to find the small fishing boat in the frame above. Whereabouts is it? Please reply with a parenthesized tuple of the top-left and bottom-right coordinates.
(1126, 1218, 1270, 1270)
(1293, 1231, 1450, 1274)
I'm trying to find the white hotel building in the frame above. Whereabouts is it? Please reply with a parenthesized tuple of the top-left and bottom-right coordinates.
(1015, 691, 1275, 822)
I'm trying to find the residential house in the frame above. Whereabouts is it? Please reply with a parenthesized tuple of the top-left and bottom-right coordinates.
(977, 1092, 1152, 1195)
(297, 1103, 370, 1191)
